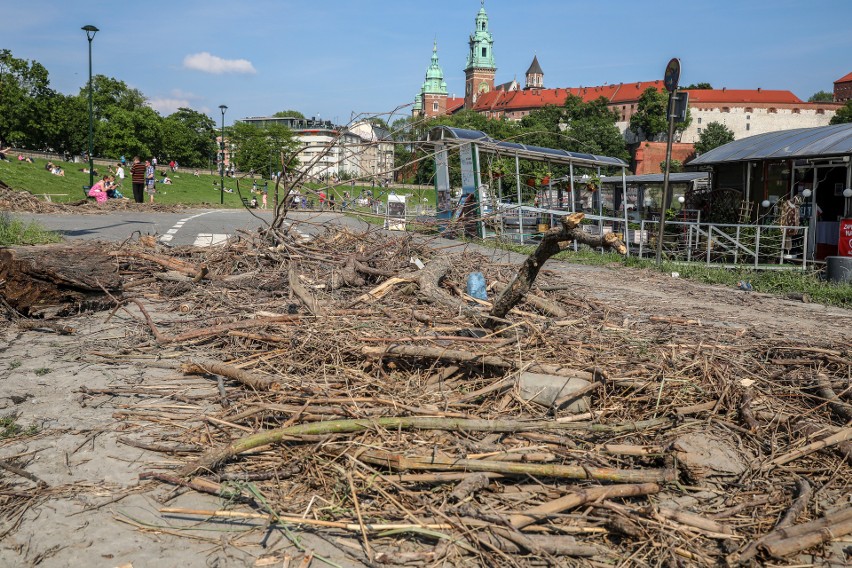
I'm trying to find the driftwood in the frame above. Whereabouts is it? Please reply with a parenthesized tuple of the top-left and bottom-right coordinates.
(492, 281, 567, 318)
(362, 344, 595, 381)
(813, 372, 852, 424)
(0, 244, 121, 315)
(181, 359, 282, 391)
(737, 506, 852, 562)
(288, 265, 321, 315)
(180, 415, 672, 475)
(109, 250, 209, 280)
(489, 213, 626, 321)
(359, 450, 674, 484)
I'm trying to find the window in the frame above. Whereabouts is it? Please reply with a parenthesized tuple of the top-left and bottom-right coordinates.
(746, 115, 750, 120)
(746, 123, 750, 131)
(697, 117, 702, 124)
(768, 108, 777, 114)
(722, 107, 730, 113)
(433, 102, 438, 112)
(816, 109, 825, 115)
(482, 47, 487, 58)
(792, 108, 800, 114)
(697, 127, 702, 134)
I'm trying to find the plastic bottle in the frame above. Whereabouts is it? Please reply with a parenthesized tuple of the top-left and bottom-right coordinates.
(466, 272, 487, 300)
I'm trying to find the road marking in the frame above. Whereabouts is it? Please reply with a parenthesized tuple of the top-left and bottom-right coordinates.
(193, 233, 229, 247)
(159, 210, 218, 243)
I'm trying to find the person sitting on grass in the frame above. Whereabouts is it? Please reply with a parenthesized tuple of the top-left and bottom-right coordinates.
(87, 176, 109, 203)
(161, 173, 172, 185)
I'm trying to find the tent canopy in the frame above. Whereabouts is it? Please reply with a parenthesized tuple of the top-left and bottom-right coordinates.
(423, 126, 627, 169)
(690, 123, 852, 165)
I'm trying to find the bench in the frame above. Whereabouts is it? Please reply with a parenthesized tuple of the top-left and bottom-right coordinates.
(83, 186, 96, 200)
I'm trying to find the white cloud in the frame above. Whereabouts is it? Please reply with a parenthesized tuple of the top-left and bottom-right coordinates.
(183, 52, 257, 75)
(148, 97, 192, 115)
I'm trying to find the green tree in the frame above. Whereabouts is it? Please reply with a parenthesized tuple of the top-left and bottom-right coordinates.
(0, 49, 53, 148)
(660, 159, 684, 172)
(230, 122, 298, 174)
(629, 88, 691, 142)
(808, 90, 834, 103)
(683, 83, 712, 90)
(273, 110, 305, 118)
(42, 93, 87, 155)
(160, 108, 216, 167)
(694, 121, 735, 155)
(829, 100, 852, 124)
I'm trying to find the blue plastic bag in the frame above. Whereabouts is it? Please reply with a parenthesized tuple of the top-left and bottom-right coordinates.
(466, 272, 487, 300)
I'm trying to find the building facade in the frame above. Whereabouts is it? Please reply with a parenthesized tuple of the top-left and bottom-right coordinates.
(412, 3, 842, 150)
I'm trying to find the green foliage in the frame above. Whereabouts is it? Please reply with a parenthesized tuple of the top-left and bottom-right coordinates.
(230, 122, 299, 175)
(273, 110, 305, 119)
(830, 100, 852, 125)
(629, 88, 691, 142)
(660, 159, 684, 173)
(34, 367, 52, 376)
(683, 83, 712, 90)
(808, 90, 834, 103)
(694, 121, 735, 155)
(160, 108, 217, 167)
(0, 49, 53, 148)
(0, 414, 39, 439)
(0, 212, 61, 245)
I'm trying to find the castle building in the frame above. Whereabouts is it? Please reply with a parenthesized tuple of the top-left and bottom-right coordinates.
(412, 2, 841, 148)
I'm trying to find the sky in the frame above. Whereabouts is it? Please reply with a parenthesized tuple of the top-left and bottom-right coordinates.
(4, 0, 851, 128)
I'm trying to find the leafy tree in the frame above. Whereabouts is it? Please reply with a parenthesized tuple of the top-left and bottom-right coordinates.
(683, 83, 712, 90)
(160, 108, 216, 167)
(808, 90, 834, 103)
(230, 122, 299, 174)
(829, 100, 852, 124)
(629, 87, 691, 142)
(0, 49, 53, 148)
(659, 159, 684, 172)
(694, 121, 735, 155)
(273, 110, 305, 118)
(42, 93, 87, 155)
(81, 75, 146, 120)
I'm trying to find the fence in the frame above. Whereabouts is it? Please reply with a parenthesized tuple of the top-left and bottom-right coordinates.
(482, 205, 809, 268)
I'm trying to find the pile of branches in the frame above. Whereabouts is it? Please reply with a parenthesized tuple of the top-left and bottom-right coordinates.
(0, 181, 187, 214)
(34, 221, 852, 565)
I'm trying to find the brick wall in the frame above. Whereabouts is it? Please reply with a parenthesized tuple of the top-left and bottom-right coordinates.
(836, 80, 852, 103)
(633, 142, 696, 175)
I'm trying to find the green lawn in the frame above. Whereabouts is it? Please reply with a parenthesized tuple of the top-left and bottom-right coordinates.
(0, 157, 436, 210)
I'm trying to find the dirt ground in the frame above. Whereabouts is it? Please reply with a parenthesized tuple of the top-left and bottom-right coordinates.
(0, 239, 850, 568)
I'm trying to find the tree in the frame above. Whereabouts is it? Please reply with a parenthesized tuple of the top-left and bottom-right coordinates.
(694, 121, 735, 155)
(829, 100, 852, 125)
(683, 83, 712, 90)
(629, 87, 691, 142)
(273, 110, 305, 119)
(160, 108, 216, 167)
(0, 49, 54, 148)
(808, 90, 834, 103)
(229, 122, 299, 175)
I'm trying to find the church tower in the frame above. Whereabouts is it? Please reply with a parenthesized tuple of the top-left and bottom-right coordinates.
(415, 41, 448, 118)
(525, 55, 543, 89)
(464, 1, 496, 109)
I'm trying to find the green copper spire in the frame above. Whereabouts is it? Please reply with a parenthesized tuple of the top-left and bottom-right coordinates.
(422, 40, 448, 95)
(465, 1, 495, 71)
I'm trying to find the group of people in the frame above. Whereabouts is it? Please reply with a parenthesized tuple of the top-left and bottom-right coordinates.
(129, 156, 158, 204)
(87, 174, 126, 203)
(45, 161, 65, 176)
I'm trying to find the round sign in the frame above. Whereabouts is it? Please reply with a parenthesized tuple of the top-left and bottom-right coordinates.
(664, 58, 681, 93)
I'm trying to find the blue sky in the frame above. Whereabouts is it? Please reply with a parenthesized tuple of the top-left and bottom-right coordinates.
(5, 0, 851, 127)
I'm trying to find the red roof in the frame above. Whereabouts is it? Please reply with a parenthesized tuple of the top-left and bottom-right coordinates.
(457, 81, 803, 115)
(835, 71, 852, 84)
(446, 97, 465, 113)
(685, 89, 802, 104)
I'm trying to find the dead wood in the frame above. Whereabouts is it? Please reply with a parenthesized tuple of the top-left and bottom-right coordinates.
(492, 281, 567, 318)
(0, 243, 121, 315)
(738, 387, 759, 431)
(813, 372, 852, 424)
(15, 320, 75, 334)
(449, 473, 491, 502)
(359, 450, 673, 483)
(289, 265, 321, 315)
(489, 213, 626, 321)
(776, 478, 812, 529)
(0, 459, 48, 488)
(181, 359, 282, 391)
(109, 250, 209, 280)
(508, 482, 661, 529)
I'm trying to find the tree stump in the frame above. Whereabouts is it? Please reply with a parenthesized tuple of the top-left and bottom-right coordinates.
(0, 243, 122, 316)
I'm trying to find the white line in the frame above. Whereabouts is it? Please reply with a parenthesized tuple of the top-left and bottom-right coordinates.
(192, 233, 229, 247)
(159, 210, 220, 243)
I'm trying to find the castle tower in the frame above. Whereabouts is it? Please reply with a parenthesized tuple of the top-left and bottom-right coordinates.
(464, 1, 496, 109)
(525, 55, 543, 89)
(415, 41, 448, 118)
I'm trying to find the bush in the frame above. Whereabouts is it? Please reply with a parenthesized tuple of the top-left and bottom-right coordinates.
(0, 212, 62, 245)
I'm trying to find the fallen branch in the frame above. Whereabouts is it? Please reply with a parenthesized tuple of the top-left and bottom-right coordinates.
(15, 320, 75, 334)
(180, 415, 672, 475)
(489, 213, 626, 321)
(109, 250, 209, 280)
(181, 359, 282, 391)
(289, 265, 321, 315)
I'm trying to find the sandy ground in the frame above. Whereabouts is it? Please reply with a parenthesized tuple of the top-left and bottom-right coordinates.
(0, 246, 850, 567)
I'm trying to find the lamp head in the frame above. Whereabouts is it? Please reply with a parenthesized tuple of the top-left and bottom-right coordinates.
(761, 200, 771, 208)
(82, 25, 99, 40)
(844, 188, 852, 198)
(677, 196, 685, 204)
(802, 188, 812, 198)
(219, 104, 228, 114)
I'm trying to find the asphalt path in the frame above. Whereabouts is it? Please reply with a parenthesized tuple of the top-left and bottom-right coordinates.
(17, 209, 373, 246)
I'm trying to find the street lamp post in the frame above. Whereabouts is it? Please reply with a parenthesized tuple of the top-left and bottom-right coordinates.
(219, 105, 227, 205)
(82, 25, 99, 190)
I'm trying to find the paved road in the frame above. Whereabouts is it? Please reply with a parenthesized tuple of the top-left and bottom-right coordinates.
(18, 209, 372, 246)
